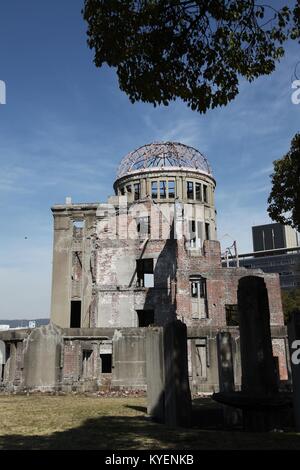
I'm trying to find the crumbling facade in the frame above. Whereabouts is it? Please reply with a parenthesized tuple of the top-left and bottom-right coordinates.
(0, 142, 290, 393)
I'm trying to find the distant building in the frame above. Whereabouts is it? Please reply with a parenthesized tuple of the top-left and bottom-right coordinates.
(252, 223, 298, 252)
(0, 319, 49, 330)
(223, 223, 300, 290)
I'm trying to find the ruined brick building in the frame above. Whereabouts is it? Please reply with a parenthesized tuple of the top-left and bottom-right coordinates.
(0, 142, 290, 392)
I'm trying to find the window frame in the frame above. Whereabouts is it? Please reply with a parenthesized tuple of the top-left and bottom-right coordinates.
(187, 181, 194, 200)
(195, 182, 202, 201)
(160, 180, 167, 199)
(203, 184, 208, 203)
(136, 258, 154, 287)
(151, 181, 158, 199)
(134, 182, 141, 201)
(168, 180, 175, 199)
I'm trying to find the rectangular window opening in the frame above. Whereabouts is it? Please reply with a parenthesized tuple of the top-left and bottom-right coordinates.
(136, 258, 154, 287)
(190, 277, 208, 319)
(187, 181, 194, 200)
(70, 300, 81, 328)
(195, 183, 202, 201)
(225, 304, 239, 326)
(136, 216, 150, 236)
(205, 222, 210, 240)
(160, 180, 167, 199)
(151, 181, 158, 199)
(100, 354, 112, 373)
(191, 281, 198, 298)
(134, 182, 140, 200)
(137, 310, 155, 327)
(203, 185, 208, 203)
(81, 349, 92, 378)
(168, 180, 175, 199)
(73, 220, 85, 229)
(189, 220, 196, 248)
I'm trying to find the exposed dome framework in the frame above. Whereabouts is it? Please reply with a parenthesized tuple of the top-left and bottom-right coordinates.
(116, 142, 213, 179)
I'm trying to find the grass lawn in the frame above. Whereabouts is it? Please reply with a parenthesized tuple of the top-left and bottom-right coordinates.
(0, 395, 299, 450)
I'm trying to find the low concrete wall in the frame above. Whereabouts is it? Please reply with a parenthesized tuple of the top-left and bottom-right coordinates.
(0, 324, 290, 393)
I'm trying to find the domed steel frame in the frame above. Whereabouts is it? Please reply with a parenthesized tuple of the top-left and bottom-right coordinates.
(116, 142, 213, 179)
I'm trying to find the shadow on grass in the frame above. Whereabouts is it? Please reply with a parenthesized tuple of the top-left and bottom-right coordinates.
(126, 398, 225, 430)
(191, 398, 225, 430)
(1, 399, 300, 450)
(126, 405, 148, 414)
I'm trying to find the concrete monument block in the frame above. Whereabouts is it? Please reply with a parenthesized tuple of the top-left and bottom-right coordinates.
(238, 276, 278, 396)
(163, 320, 192, 428)
(217, 332, 239, 428)
(217, 332, 234, 393)
(146, 321, 192, 427)
(23, 323, 63, 391)
(145, 327, 164, 422)
(112, 328, 146, 388)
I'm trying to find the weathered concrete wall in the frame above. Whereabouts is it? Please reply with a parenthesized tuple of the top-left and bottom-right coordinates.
(23, 323, 63, 391)
(50, 214, 73, 328)
(112, 328, 147, 388)
(62, 340, 100, 392)
(51, 205, 98, 328)
(95, 235, 177, 327)
(2, 341, 24, 388)
(0, 323, 289, 394)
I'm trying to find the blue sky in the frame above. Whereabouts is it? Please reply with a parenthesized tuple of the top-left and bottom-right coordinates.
(0, 1, 299, 319)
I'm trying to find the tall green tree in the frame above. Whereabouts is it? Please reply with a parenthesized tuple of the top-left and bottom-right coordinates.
(83, 1, 300, 113)
(268, 133, 300, 232)
(281, 288, 300, 323)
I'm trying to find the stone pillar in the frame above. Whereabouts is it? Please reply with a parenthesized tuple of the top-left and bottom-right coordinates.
(288, 310, 300, 431)
(81, 214, 96, 328)
(163, 320, 192, 427)
(238, 276, 278, 431)
(0, 340, 5, 365)
(23, 323, 63, 391)
(217, 332, 237, 428)
(145, 327, 164, 422)
(146, 321, 192, 427)
(217, 332, 234, 393)
(0, 340, 5, 383)
(238, 276, 278, 396)
(51, 214, 72, 328)
(141, 178, 147, 198)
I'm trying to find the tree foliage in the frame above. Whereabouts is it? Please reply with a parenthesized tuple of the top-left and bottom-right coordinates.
(268, 133, 300, 232)
(83, 0, 299, 113)
(281, 288, 300, 323)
